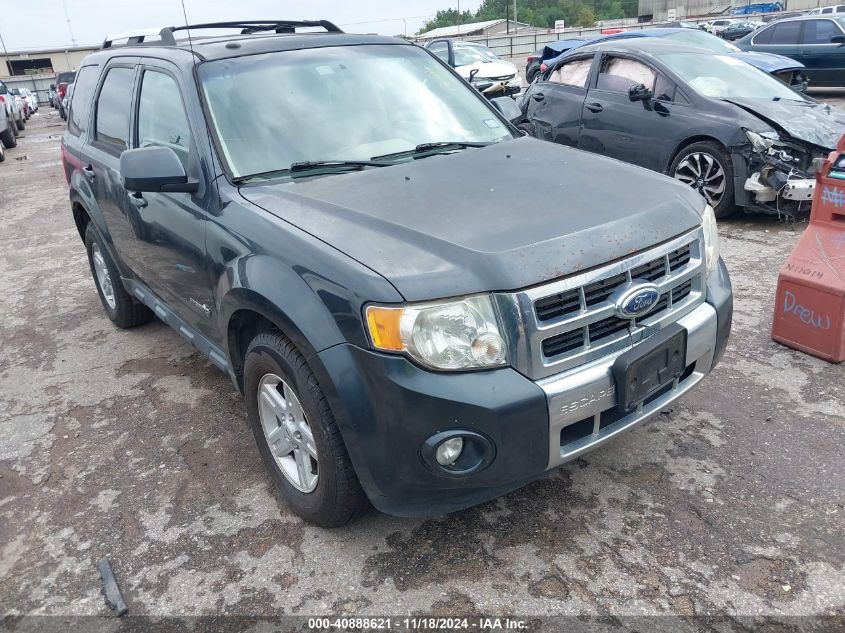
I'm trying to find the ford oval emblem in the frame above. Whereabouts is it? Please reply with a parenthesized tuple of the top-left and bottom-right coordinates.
(614, 282, 660, 319)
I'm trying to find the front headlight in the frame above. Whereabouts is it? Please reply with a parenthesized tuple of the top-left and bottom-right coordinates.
(702, 204, 721, 277)
(365, 295, 508, 371)
(744, 129, 778, 153)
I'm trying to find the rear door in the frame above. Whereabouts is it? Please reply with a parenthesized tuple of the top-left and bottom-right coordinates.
(86, 60, 141, 266)
(752, 20, 802, 61)
(127, 60, 215, 333)
(579, 54, 693, 172)
(527, 55, 594, 148)
(797, 18, 845, 85)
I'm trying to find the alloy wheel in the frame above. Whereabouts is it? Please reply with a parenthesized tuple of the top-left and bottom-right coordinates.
(91, 243, 117, 310)
(673, 152, 726, 208)
(257, 373, 318, 493)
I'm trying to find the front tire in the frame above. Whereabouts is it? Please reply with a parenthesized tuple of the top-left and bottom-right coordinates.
(0, 122, 15, 148)
(84, 223, 153, 328)
(244, 332, 368, 527)
(670, 141, 735, 219)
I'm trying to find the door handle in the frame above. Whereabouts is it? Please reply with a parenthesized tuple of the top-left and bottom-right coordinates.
(585, 102, 603, 113)
(83, 164, 96, 181)
(128, 193, 148, 208)
(532, 92, 545, 102)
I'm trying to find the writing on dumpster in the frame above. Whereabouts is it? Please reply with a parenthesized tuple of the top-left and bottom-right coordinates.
(783, 290, 831, 330)
(821, 186, 845, 208)
(786, 262, 823, 279)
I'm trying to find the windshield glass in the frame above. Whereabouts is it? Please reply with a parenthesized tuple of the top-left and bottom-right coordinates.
(661, 53, 807, 100)
(453, 44, 500, 66)
(661, 30, 740, 52)
(199, 44, 511, 179)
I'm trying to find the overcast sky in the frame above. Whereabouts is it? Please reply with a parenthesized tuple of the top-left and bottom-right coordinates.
(1, 0, 484, 51)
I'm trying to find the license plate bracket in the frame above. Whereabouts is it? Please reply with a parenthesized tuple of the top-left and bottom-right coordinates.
(612, 323, 688, 412)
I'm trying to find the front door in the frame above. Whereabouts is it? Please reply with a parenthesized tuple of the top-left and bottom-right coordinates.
(126, 63, 215, 337)
(579, 55, 689, 172)
(797, 18, 845, 85)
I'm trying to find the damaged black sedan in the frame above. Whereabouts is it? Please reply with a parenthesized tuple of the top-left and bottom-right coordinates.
(515, 39, 845, 218)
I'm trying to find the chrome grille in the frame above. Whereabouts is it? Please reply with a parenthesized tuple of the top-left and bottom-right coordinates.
(506, 228, 706, 380)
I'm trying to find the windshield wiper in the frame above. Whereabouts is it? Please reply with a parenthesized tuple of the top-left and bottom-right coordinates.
(232, 160, 390, 184)
(372, 141, 493, 161)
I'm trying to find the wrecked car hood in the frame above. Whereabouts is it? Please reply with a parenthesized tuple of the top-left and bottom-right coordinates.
(240, 138, 703, 302)
(725, 97, 845, 149)
(730, 51, 804, 73)
(455, 60, 518, 79)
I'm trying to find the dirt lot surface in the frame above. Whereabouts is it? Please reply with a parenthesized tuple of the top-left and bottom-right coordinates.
(1, 108, 843, 625)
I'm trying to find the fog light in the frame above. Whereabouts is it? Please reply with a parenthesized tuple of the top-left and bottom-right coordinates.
(435, 437, 464, 466)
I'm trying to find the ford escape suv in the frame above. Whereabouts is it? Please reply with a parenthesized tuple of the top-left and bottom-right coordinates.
(62, 21, 732, 526)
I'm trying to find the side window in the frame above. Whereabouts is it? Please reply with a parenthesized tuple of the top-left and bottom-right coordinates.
(136, 70, 193, 170)
(596, 56, 656, 93)
(754, 25, 774, 44)
(67, 65, 99, 137)
(428, 42, 449, 63)
(802, 19, 841, 44)
(769, 21, 802, 44)
(548, 57, 593, 88)
(94, 67, 135, 154)
(653, 74, 676, 102)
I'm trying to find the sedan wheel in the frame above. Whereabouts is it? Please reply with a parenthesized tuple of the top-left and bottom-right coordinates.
(670, 141, 735, 218)
(674, 152, 725, 208)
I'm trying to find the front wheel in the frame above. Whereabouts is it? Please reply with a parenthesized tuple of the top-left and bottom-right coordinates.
(670, 141, 735, 219)
(244, 332, 368, 527)
(0, 121, 15, 148)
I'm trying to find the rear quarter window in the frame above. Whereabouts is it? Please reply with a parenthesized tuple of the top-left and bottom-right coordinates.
(67, 65, 99, 137)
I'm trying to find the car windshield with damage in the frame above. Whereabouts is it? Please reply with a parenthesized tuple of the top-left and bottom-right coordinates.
(661, 53, 809, 101)
(199, 44, 513, 180)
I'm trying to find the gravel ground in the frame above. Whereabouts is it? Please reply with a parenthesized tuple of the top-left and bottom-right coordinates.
(0, 109, 843, 627)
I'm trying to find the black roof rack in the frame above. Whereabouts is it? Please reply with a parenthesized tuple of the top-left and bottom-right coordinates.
(102, 20, 343, 49)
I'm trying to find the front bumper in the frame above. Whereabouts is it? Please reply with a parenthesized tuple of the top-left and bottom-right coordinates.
(317, 260, 732, 517)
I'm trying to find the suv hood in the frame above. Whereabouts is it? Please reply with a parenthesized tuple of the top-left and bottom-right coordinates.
(240, 138, 704, 302)
(725, 97, 845, 149)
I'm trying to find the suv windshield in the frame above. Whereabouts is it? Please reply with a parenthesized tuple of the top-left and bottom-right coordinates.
(199, 44, 512, 179)
(662, 53, 807, 100)
(57, 72, 76, 84)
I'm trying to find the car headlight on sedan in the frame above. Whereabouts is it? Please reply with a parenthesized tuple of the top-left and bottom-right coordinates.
(745, 129, 779, 153)
(365, 295, 508, 371)
(702, 204, 721, 277)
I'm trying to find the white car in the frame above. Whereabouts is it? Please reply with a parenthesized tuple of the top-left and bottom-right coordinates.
(0, 79, 25, 131)
(807, 4, 845, 14)
(425, 40, 523, 94)
(18, 88, 38, 113)
(701, 19, 737, 35)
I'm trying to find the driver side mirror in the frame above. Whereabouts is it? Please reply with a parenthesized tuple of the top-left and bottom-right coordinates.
(628, 83, 653, 102)
(831, 35, 845, 45)
(120, 146, 198, 193)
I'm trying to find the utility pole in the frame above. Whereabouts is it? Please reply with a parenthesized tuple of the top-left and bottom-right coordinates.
(0, 29, 9, 77)
(507, 0, 510, 33)
(61, 0, 77, 46)
(514, 0, 518, 32)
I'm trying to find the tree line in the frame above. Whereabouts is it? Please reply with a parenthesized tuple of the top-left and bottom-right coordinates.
(419, 0, 640, 33)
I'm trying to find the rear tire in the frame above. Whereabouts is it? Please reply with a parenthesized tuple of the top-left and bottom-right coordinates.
(10, 117, 19, 138)
(84, 223, 153, 329)
(244, 332, 369, 527)
(0, 123, 15, 149)
(0, 139, 5, 162)
(669, 141, 735, 219)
